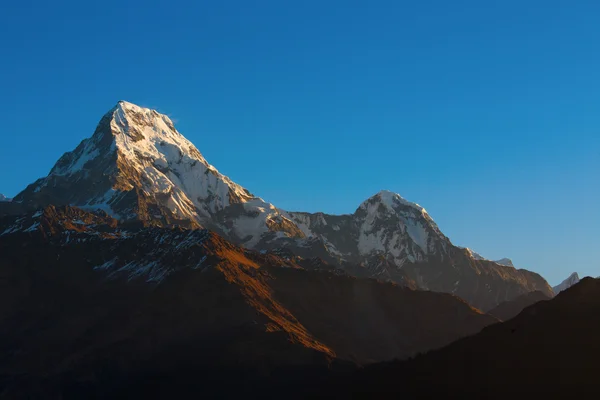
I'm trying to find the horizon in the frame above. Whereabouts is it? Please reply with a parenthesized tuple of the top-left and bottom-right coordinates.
(2, 1, 599, 285)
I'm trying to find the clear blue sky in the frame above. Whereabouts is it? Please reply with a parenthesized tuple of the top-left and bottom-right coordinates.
(1, 0, 598, 285)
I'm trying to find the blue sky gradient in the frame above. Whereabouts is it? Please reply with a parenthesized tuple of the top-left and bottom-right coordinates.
(1, 0, 599, 284)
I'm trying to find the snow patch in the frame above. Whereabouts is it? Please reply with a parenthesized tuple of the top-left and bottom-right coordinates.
(404, 219, 429, 252)
(24, 222, 40, 232)
(94, 258, 118, 271)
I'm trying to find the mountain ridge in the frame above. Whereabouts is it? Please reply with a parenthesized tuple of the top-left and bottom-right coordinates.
(553, 272, 580, 295)
(11, 101, 553, 310)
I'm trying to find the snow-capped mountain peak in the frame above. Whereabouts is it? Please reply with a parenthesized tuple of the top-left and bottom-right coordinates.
(361, 190, 428, 216)
(553, 272, 580, 295)
(0, 194, 11, 202)
(13, 101, 554, 310)
(21, 101, 259, 225)
(345, 190, 451, 265)
(494, 258, 514, 267)
(108, 100, 255, 210)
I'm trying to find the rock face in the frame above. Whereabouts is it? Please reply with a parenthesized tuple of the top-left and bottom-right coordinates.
(325, 278, 600, 399)
(553, 272, 580, 295)
(13, 101, 553, 310)
(0, 206, 496, 398)
(487, 290, 551, 321)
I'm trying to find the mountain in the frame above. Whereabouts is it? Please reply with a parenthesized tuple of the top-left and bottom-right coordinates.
(0, 206, 497, 398)
(553, 272, 580, 295)
(462, 248, 514, 267)
(494, 257, 514, 267)
(13, 101, 552, 310)
(0, 194, 10, 202)
(487, 290, 551, 321)
(462, 247, 486, 260)
(323, 277, 600, 399)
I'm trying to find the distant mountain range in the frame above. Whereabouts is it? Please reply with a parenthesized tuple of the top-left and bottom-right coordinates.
(0, 194, 10, 202)
(5, 101, 552, 310)
(0, 101, 595, 399)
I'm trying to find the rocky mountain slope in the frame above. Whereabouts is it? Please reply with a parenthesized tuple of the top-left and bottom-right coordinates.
(553, 272, 580, 295)
(487, 290, 551, 321)
(12, 101, 552, 310)
(323, 277, 600, 399)
(0, 206, 497, 398)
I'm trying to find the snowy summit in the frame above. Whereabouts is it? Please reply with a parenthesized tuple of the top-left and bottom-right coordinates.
(553, 272, 580, 295)
(11, 100, 554, 311)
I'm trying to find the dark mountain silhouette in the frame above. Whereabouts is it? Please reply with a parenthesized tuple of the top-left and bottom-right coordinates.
(553, 271, 580, 295)
(322, 277, 600, 399)
(0, 206, 496, 398)
(488, 290, 551, 321)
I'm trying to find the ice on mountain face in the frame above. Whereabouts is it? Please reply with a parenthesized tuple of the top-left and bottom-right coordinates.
(353, 190, 446, 266)
(231, 199, 304, 247)
(552, 272, 580, 295)
(0, 194, 11, 202)
(108, 101, 255, 215)
(51, 141, 100, 177)
(80, 189, 118, 217)
(404, 218, 429, 252)
(286, 213, 315, 238)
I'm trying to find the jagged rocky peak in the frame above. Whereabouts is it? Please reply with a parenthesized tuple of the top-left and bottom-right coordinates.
(494, 258, 514, 267)
(359, 190, 428, 215)
(356, 190, 441, 231)
(49, 100, 183, 177)
(351, 190, 450, 261)
(553, 272, 580, 295)
(15, 100, 263, 228)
